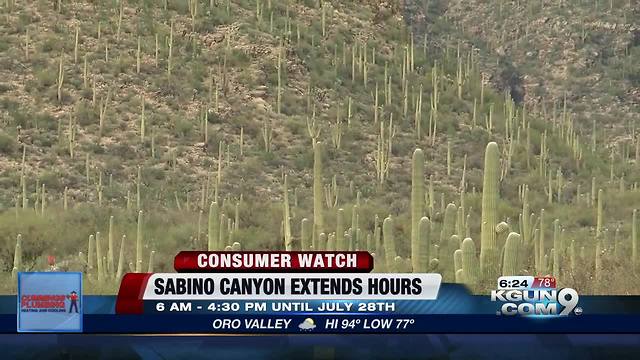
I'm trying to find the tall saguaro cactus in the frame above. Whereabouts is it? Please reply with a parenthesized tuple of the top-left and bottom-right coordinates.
(167, 19, 174, 82)
(521, 185, 530, 245)
(148, 251, 155, 273)
(428, 175, 434, 218)
(553, 219, 561, 279)
(208, 202, 219, 251)
(480, 142, 500, 279)
(107, 215, 115, 275)
(313, 141, 324, 246)
(336, 208, 345, 250)
(283, 175, 292, 251)
(538, 209, 546, 275)
(351, 204, 359, 251)
(411, 149, 424, 272)
(96, 232, 103, 281)
(633, 209, 638, 270)
(116, 235, 126, 280)
(189, 0, 198, 32)
(383, 216, 397, 271)
(136, 210, 144, 272)
(596, 189, 604, 236)
(12, 234, 22, 279)
(88, 234, 95, 273)
(57, 54, 64, 102)
(301, 218, 311, 251)
(595, 239, 603, 283)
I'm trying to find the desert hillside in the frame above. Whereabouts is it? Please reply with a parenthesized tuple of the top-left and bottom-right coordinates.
(1, 0, 640, 295)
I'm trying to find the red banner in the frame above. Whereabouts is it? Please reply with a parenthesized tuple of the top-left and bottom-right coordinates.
(174, 251, 374, 273)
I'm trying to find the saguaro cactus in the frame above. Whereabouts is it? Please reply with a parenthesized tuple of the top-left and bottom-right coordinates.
(596, 189, 604, 236)
(633, 209, 638, 270)
(301, 218, 311, 251)
(318, 233, 327, 251)
(167, 19, 173, 81)
(447, 140, 452, 175)
(411, 149, 424, 272)
(440, 203, 458, 243)
(12, 234, 22, 279)
(595, 239, 603, 283)
(336, 208, 345, 250)
(96, 231, 104, 281)
(208, 202, 219, 251)
(136, 210, 143, 272)
(148, 251, 155, 273)
(313, 141, 324, 244)
(189, 0, 198, 31)
(107, 216, 115, 274)
(325, 233, 336, 251)
(461, 237, 479, 284)
(373, 213, 381, 250)
(454, 249, 463, 283)
(219, 213, 227, 249)
(415, 216, 431, 273)
(521, 186, 530, 244)
(283, 175, 292, 251)
(502, 232, 521, 276)
(591, 177, 596, 207)
(553, 219, 561, 279)
(88, 234, 95, 273)
(428, 175, 435, 218)
(538, 209, 545, 275)
(57, 54, 64, 102)
(569, 239, 576, 274)
(116, 235, 126, 279)
(383, 216, 397, 271)
(480, 142, 500, 279)
(496, 222, 511, 257)
(456, 205, 465, 239)
(351, 205, 359, 251)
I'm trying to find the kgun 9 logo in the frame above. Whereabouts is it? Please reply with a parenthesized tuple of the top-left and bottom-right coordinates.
(491, 288, 581, 316)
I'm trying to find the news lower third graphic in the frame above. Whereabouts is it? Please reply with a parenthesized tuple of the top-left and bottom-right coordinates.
(17, 272, 83, 332)
(2, 251, 640, 334)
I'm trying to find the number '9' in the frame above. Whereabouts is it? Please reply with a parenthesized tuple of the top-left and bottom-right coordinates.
(557, 288, 579, 316)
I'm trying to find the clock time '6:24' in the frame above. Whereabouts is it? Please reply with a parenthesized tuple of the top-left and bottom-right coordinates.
(497, 276, 534, 289)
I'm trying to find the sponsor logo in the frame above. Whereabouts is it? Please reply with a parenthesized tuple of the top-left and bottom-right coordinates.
(17, 272, 83, 332)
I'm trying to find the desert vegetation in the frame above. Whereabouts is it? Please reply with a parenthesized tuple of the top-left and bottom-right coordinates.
(1, 0, 640, 295)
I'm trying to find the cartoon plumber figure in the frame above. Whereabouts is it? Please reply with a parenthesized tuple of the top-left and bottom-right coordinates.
(68, 291, 79, 313)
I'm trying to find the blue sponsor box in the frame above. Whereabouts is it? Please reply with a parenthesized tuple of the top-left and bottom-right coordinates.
(17, 272, 83, 332)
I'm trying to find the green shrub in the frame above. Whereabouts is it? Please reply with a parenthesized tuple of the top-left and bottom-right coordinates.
(0, 131, 16, 155)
